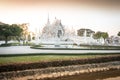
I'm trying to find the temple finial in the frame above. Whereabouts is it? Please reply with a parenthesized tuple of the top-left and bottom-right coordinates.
(47, 13, 50, 24)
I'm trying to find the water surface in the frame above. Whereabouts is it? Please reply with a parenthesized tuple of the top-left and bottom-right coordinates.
(0, 46, 120, 54)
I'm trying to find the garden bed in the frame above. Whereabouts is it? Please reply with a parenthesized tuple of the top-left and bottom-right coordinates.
(0, 55, 120, 72)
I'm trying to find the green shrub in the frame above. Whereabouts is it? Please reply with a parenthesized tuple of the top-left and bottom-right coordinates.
(0, 43, 11, 47)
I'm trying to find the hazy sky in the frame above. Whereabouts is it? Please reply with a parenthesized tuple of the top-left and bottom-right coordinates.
(0, 0, 120, 36)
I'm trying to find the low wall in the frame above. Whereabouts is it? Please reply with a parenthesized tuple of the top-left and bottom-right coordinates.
(0, 61, 120, 80)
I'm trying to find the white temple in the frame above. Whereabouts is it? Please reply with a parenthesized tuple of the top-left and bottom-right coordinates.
(34, 16, 105, 47)
(41, 17, 65, 40)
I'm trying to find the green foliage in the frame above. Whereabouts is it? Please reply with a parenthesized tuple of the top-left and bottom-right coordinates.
(0, 43, 11, 47)
(28, 34, 31, 41)
(0, 24, 23, 44)
(10, 24, 23, 36)
(77, 28, 95, 36)
(0, 55, 120, 72)
(0, 24, 12, 44)
(94, 31, 108, 39)
(117, 32, 120, 36)
(102, 32, 109, 39)
(0, 42, 20, 47)
(0, 24, 12, 37)
(0, 55, 114, 65)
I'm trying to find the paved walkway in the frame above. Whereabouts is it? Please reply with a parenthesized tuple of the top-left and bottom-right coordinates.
(0, 46, 120, 54)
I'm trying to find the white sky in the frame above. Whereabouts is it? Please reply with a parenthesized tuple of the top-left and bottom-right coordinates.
(0, 0, 120, 36)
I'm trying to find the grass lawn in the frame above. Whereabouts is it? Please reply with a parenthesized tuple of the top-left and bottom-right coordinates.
(0, 54, 119, 65)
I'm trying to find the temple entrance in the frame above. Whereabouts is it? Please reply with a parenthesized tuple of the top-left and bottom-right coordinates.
(57, 30, 62, 38)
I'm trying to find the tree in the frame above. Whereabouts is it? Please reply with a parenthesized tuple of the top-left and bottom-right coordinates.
(77, 28, 95, 37)
(102, 32, 109, 39)
(94, 31, 109, 40)
(117, 32, 120, 36)
(0, 24, 12, 44)
(28, 34, 31, 41)
(0, 24, 23, 44)
(10, 24, 23, 42)
(19, 23, 29, 44)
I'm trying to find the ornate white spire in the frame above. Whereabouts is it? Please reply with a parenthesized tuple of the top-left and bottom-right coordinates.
(47, 13, 50, 24)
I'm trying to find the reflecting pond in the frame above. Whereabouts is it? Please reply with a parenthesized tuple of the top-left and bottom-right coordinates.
(0, 46, 120, 54)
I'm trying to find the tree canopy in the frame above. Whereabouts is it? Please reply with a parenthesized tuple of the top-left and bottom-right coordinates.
(93, 31, 109, 39)
(117, 32, 120, 36)
(0, 24, 23, 44)
(10, 24, 23, 36)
